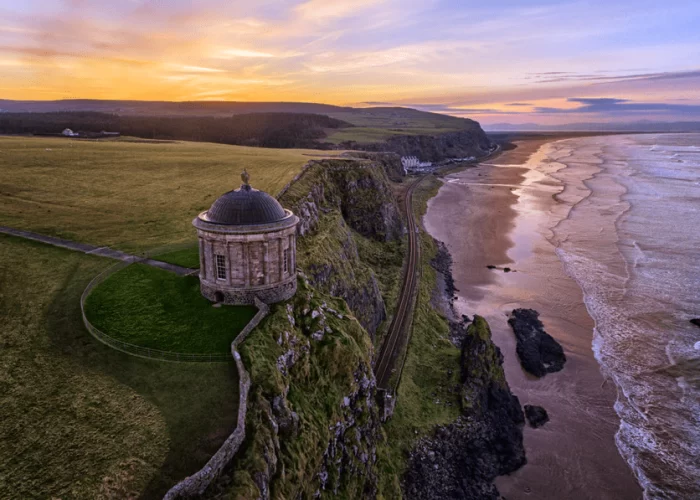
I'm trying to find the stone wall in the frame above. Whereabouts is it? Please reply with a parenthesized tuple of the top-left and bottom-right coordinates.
(163, 298, 270, 499)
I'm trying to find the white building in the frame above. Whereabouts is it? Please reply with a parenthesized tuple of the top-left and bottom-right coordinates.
(62, 128, 78, 137)
(401, 156, 432, 173)
(401, 156, 420, 169)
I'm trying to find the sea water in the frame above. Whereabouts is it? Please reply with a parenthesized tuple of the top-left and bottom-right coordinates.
(546, 134, 700, 498)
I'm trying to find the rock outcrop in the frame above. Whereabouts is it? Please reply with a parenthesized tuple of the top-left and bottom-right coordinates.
(209, 278, 383, 499)
(279, 159, 405, 337)
(403, 316, 526, 499)
(524, 405, 549, 428)
(690, 318, 700, 328)
(342, 126, 492, 162)
(508, 308, 566, 377)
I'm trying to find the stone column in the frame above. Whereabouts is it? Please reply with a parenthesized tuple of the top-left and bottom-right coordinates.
(207, 240, 215, 280)
(225, 242, 232, 286)
(278, 238, 283, 280)
(290, 234, 296, 271)
(243, 242, 251, 287)
(263, 240, 270, 285)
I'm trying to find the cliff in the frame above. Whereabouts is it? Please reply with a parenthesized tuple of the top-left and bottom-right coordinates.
(200, 157, 406, 498)
(402, 315, 526, 499)
(341, 127, 493, 162)
(400, 238, 526, 499)
(207, 277, 383, 499)
(197, 159, 524, 499)
(279, 158, 405, 338)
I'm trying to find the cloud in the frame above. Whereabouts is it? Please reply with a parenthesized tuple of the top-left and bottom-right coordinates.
(173, 65, 227, 73)
(294, 0, 385, 22)
(530, 69, 700, 85)
(533, 97, 700, 115)
(216, 48, 275, 59)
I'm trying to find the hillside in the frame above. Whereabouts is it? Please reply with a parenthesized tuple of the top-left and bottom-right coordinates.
(0, 100, 490, 155)
(0, 136, 341, 253)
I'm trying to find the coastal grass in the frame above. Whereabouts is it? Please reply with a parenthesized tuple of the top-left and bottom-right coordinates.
(84, 263, 257, 354)
(230, 278, 376, 498)
(323, 126, 458, 144)
(326, 107, 470, 131)
(0, 136, 338, 253)
(0, 234, 240, 499)
(376, 176, 462, 498)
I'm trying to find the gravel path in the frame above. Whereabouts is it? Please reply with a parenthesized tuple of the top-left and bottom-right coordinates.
(0, 225, 197, 276)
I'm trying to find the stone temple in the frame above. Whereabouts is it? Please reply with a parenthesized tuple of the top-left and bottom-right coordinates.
(193, 170, 299, 305)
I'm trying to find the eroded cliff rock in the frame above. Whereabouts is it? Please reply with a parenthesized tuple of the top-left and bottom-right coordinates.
(209, 277, 383, 499)
(279, 159, 405, 337)
(342, 126, 492, 162)
(403, 316, 526, 499)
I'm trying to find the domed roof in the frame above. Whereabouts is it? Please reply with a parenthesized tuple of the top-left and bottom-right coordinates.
(203, 170, 287, 225)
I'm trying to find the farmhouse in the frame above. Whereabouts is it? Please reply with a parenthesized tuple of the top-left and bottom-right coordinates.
(193, 170, 299, 305)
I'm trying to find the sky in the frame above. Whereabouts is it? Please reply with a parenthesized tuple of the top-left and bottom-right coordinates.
(1, 0, 700, 125)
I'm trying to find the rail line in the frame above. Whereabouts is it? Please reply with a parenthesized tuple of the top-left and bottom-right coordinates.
(374, 175, 425, 388)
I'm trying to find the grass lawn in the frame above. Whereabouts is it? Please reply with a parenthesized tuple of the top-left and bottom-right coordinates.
(154, 244, 200, 268)
(0, 234, 240, 499)
(84, 263, 257, 354)
(0, 136, 338, 253)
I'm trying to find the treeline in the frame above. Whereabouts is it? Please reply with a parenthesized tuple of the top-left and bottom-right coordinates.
(0, 111, 351, 148)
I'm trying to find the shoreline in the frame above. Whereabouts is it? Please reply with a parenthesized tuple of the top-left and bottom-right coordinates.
(423, 137, 642, 499)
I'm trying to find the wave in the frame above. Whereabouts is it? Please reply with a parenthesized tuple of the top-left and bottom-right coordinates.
(547, 134, 700, 499)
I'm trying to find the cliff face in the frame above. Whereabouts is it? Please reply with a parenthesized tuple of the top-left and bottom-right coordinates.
(342, 127, 493, 162)
(210, 278, 383, 499)
(402, 243, 526, 499)
(279, 158, 405, 337)
(202, 158, 407, 498)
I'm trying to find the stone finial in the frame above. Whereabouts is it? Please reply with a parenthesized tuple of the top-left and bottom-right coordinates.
(241, 169, 250, 186)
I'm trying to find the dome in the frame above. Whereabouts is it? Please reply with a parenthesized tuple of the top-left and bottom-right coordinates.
(202, 171, 287, 225)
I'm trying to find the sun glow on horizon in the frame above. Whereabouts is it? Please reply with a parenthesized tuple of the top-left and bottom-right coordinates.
(1, 0, 699, 124)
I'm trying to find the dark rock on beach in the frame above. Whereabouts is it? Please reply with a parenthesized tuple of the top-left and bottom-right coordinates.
(524, 405, 549, 428)
(690, 318, 700, 328)
(508, 308, 566, 377)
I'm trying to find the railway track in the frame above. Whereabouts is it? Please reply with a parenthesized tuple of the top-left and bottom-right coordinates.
(374, 175, 425, 388)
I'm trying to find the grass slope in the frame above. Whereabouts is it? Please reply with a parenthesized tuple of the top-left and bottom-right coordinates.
(0, 235, 239, 499)
(0, 136, 335, 253)
(323, 107, 473, 144)
(376, 176, 462, 497)
(84, 264, 257, 354)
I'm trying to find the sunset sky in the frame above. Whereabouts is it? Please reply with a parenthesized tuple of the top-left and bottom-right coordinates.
(1, 0, 699, 125)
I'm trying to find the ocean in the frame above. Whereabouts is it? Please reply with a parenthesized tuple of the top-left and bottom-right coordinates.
(424, 133, 700, 499)
(548, 134, 700, 498)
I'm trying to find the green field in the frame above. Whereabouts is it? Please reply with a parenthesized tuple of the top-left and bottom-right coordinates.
(322, 107, 473, 144)
(0, 235, 240, 499)
(0, 136, 337, 253)
(84, 264, 257, 354)
(323, 126, 459, 144)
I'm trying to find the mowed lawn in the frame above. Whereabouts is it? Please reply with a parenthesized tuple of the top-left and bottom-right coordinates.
(85, 264, 257, 354)
(0, 136, 332, 253)
(0, 234, 240, 499)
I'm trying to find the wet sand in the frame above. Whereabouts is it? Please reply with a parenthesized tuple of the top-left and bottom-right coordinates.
(424, 139, 642, 499)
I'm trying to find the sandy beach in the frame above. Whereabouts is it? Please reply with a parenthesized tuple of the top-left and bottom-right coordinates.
(424, 138, 643, 499)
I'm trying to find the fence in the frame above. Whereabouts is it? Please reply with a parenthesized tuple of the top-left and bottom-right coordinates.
(80, 261, 232, 363)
